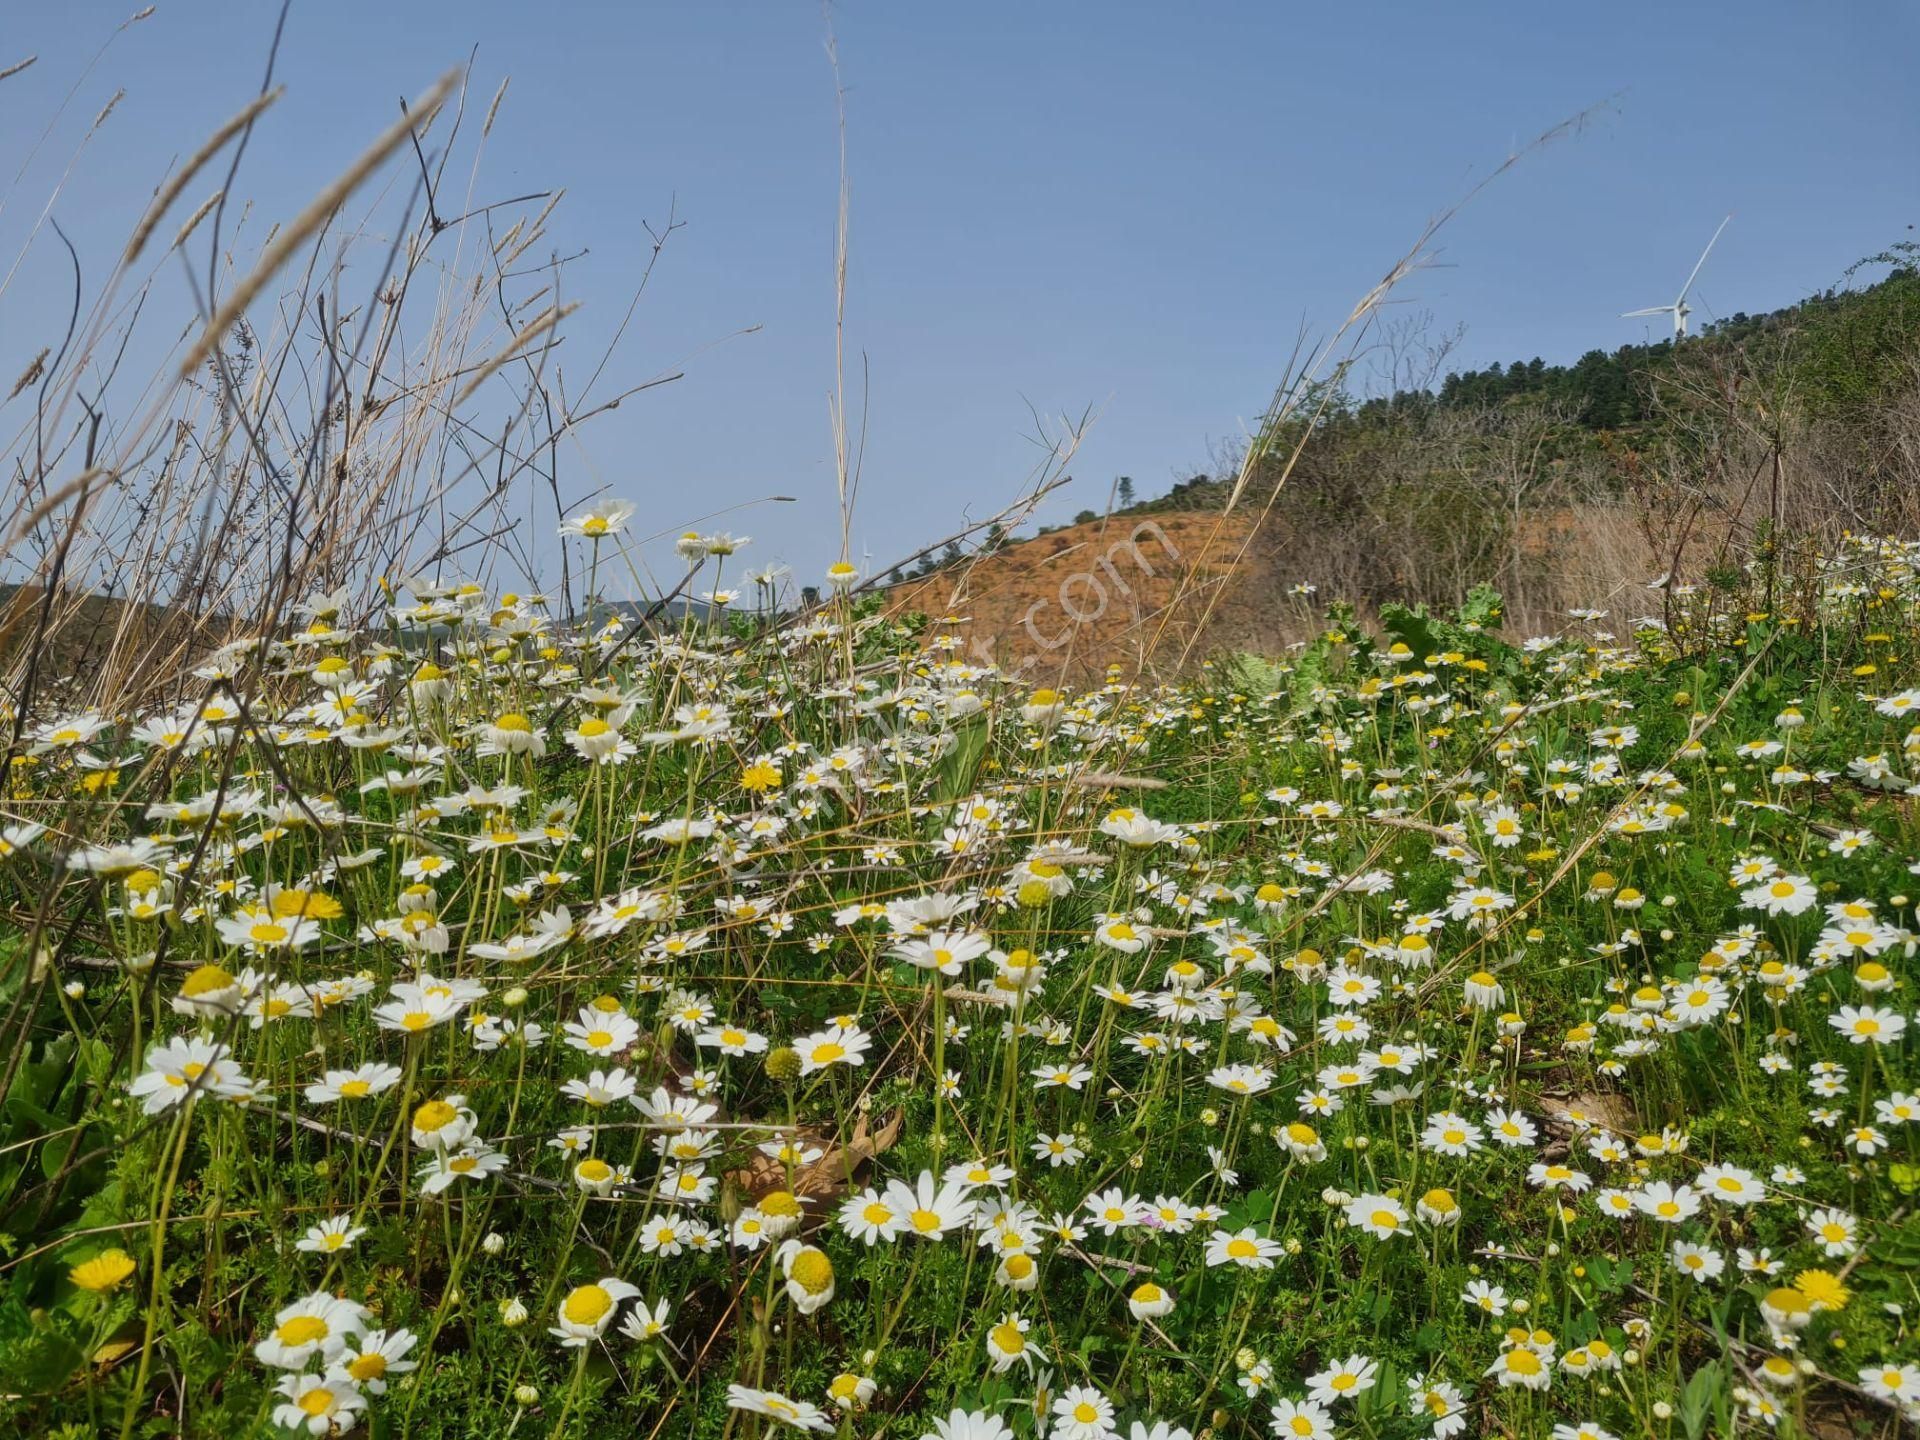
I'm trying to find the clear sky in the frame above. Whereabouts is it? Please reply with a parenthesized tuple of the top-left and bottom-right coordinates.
(2, 2, 1914, 588)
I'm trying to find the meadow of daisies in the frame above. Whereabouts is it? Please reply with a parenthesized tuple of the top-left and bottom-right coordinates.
(4, 522, 1920, 1440)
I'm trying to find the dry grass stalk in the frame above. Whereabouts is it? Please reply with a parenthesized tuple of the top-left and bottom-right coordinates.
(125, 86, 283, 263)
(178, 68, 460, 377)
(450, 302, 578, 408)
(2, 467, 111, 554)
(169, 189, 224, 252)
(482, 76, 509, 137)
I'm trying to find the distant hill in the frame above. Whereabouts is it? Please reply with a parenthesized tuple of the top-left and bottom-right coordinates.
(881, 244, 1920, 664)
(0, 583, 228, 705)
(1138, 246, 1920, 516)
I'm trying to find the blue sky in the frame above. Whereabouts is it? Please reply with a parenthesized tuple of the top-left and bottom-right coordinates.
(2, 2, 1914, 587)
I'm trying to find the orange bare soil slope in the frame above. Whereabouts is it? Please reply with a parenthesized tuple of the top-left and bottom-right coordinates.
(882, 509, 1292, 683)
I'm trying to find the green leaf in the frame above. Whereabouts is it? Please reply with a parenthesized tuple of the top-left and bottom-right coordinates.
(1379, 601, 1438, 660)
(11, 1327, 85, 1395)
(1869, 1212, 1920, 1267)
(1456, 583, 1504, 628)
(932, 719, 990, 804)
(1680, 1362, 1724, 1440)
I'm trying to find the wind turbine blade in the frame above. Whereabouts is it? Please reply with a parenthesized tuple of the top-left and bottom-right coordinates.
(1675, 214, 1732, 305)
(1621, 307, 1672, 318)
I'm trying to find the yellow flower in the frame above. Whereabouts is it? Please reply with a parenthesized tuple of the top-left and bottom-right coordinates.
(1793, 1268, 1850, 1312)
(70, 1248, 136, 1292)
(271, 889, 343, 920)
(739, 761, 782, 794)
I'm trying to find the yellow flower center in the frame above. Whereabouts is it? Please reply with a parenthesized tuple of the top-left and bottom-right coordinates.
(277, 1315, 329, 1347)
(347, 1353, 386, 1382)
(182, 965, 234, 996)
(562, 1284, 613, 1326)
(789, 1249, 833, 1293)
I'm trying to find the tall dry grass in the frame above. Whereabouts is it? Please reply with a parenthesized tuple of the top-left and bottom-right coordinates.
(0, 60, 590, 730)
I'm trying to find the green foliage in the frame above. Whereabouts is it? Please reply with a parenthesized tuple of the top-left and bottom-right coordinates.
(4, 534, 1919, 1439)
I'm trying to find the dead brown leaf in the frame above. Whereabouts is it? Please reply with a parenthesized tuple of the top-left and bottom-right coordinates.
(728, 1108, 903, 1217)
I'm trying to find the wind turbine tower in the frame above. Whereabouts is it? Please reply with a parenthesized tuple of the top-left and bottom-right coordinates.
(1622, 215, 1732, 339)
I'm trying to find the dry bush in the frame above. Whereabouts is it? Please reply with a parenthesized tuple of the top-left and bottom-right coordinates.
(1213, 395, 1655, 644)
(1206, 299, 1920, 652)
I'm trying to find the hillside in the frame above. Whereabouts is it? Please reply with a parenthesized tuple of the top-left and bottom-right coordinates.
(883, 509, 1287, 681)
(884, 248, 1920, 669)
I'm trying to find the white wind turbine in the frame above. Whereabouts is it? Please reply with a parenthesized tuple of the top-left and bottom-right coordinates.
(1622, 215, 1732, 339)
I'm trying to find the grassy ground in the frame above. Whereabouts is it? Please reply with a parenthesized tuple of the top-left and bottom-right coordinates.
(2, 533, 1919, 1440)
